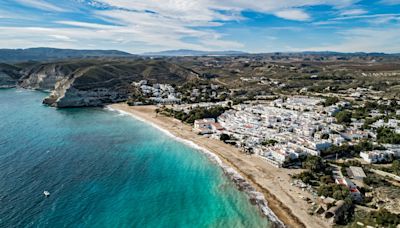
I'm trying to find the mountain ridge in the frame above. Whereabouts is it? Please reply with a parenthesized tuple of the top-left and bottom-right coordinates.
(142, 49, 249, 56)
(0, 47, 134, 62)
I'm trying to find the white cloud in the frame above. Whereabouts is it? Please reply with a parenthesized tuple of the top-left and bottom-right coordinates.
(74, 0, 360, 51)
(96, 0, 361, 21)
(14, 0, 66, 12)
(56, 20, 118, 29)
(340, 9, 367, 16)
(93, 9, 244, 50)
(48, 34, 74, 41)
(274, 9, 310, 21)
(0, 9, 244, 53)
(3, 0, 400, 53)
(305, 27, 400, 53)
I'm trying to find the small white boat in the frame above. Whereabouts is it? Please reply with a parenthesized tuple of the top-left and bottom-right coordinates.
(43, 191, 50, 197)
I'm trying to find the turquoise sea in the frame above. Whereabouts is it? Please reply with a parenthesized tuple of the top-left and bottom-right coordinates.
(0, 89, 269, 227)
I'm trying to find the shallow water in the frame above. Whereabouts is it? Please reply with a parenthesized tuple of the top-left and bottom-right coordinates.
(0, 88, 269, 227)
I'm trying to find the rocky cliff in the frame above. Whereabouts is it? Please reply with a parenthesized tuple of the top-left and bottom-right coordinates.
(0, 58, 198, 107)
(35, 59, 198, 107)
(0, 63, 22, 88)
(19, 61, 93, 91)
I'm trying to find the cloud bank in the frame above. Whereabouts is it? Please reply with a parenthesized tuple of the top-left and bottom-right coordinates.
(0, 0, 399, 53)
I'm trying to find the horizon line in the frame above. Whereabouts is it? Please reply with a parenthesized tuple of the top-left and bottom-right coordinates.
(1, 47, 399, 55)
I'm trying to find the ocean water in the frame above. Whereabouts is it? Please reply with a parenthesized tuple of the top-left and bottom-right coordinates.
(0, 89, 269, 227)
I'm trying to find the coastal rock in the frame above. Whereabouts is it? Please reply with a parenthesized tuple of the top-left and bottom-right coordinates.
(20, 62, 91, 90)
(45, 87, 131, 107)
(0, 63, 22, 88)
(0, 72, 17, 88)
(40, 59, 198, 107)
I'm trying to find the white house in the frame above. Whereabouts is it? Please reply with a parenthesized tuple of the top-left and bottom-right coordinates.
(193, 118, 216, 134)
(360, 150, 393, 163)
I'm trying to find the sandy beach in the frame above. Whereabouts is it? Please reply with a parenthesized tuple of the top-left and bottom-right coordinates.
(109, 104, 330, 228)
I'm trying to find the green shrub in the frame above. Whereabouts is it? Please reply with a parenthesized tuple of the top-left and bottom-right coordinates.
(335, 110, 352, 124)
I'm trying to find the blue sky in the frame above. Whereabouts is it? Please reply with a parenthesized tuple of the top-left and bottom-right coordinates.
(0, 0, 399, 53)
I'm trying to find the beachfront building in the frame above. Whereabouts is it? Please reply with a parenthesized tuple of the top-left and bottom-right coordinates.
(170, 101, 230, 114)
(132, 80, 182, 104)
(194, 118, 215, 134)
(193, 118, 225, 135)
(149, 95, 181, 104)
(212, 97, 357, 167)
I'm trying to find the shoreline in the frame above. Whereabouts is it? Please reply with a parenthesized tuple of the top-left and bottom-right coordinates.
(107, 104, 330, 228)
(105, 106, 285, 227)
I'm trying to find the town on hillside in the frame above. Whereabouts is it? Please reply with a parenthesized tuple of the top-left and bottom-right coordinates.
(129, 81, 400, 227)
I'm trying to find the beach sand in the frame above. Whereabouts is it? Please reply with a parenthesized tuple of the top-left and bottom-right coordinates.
(109, 104, 330, 228)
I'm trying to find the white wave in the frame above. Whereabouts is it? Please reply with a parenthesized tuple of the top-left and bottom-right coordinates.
(105, 105, 285, 227)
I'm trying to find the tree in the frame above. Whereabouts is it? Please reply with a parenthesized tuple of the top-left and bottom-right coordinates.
(354, 140, 374, 152)
(220, 134, 230, 142)
(364, 101, 378, 110)
(321, 133, 329, 140)
(335, 110, 352, 124)
(332, 188, 350, 200)
(167, 106, 227, 124)
(320, 175, 334, 184)
(377, 127, 400, 144)
(293, 171, 316, 184)
(262, 139, 278, 146)
(302, 156, 325, 172)
(323, 96, 339, 106)
(317, 184, 350, 200)
(392, 160, 400, 175)
(371, 209, 400, 226)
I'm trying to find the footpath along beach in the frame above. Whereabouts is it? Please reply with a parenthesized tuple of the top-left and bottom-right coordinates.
(108, 103, 330, 228)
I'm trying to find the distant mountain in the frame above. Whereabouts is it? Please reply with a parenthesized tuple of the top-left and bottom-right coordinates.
(0, 48, 134, 62)
(267, 51, 400, 57)
(142, 49, 248, 56)
(296, 51, 393, 56)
